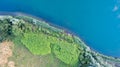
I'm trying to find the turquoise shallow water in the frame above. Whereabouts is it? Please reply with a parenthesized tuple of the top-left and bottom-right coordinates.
(0, 0, 120, 57)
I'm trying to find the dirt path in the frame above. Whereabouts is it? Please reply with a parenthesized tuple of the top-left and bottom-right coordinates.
(0, 41, 15, 67)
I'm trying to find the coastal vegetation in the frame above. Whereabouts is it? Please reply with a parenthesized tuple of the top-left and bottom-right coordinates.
(15, 18, 81, 65)
(0, 15, 120, 67)
(0, 16, 80, 66)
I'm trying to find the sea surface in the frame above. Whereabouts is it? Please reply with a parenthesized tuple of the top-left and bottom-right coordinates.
(0, 0, 120, 57)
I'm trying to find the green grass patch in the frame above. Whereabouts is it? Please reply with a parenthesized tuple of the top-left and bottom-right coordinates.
(52, 41, 80, 65)
(21, 31, 80, 65)
(21, 32, 51, 55)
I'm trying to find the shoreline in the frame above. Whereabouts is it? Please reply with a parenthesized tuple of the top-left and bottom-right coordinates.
(15, 12, 120, 59)
(1, 12, 120, 66)
(0, 12, 118, 58)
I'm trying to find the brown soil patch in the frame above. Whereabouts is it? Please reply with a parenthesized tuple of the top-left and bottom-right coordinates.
(8, 61, 15, 67)
(0, 41, 15, 67)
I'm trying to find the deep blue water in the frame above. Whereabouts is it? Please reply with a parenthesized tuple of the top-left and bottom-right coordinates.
(0, 0, 120, 57)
